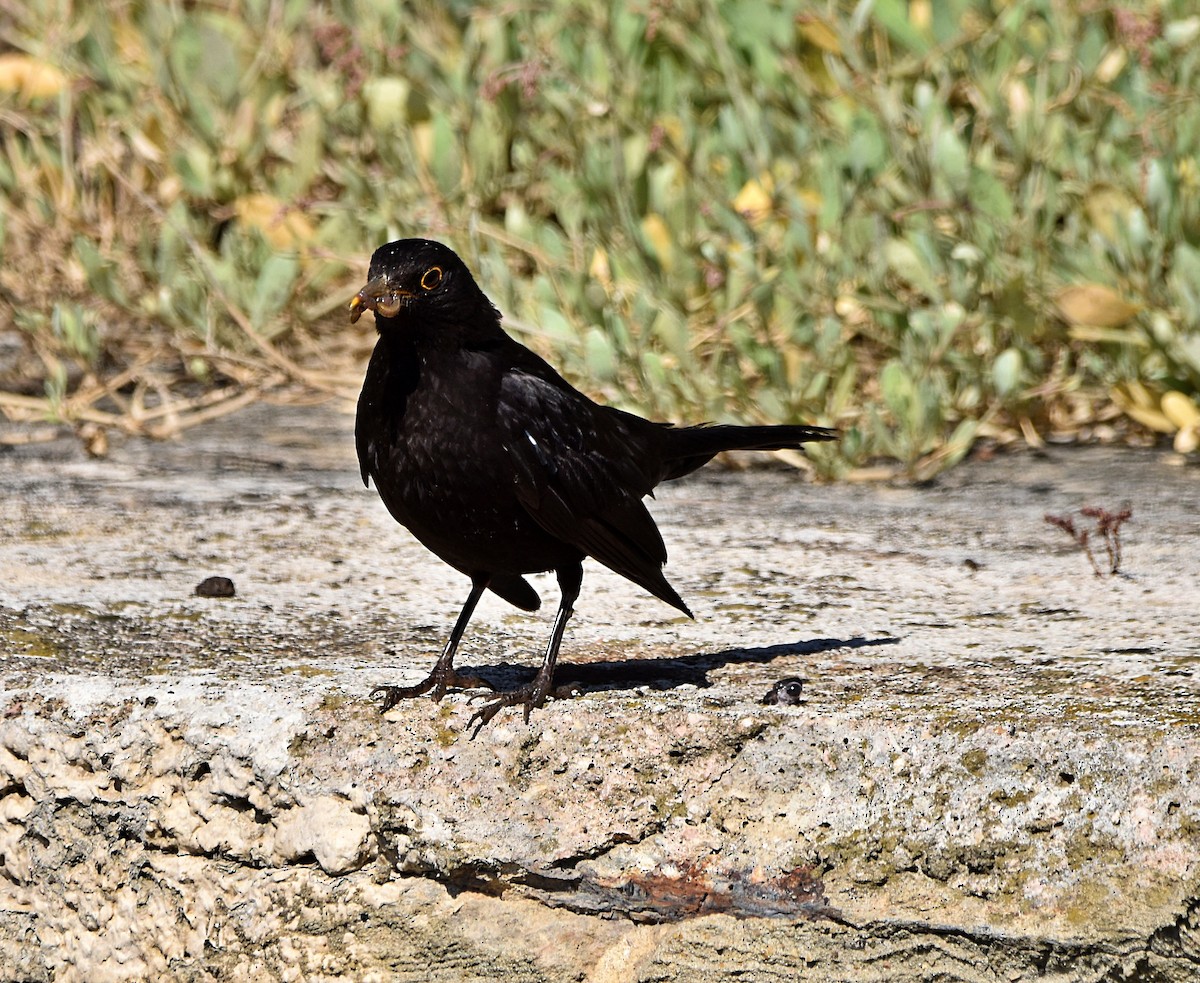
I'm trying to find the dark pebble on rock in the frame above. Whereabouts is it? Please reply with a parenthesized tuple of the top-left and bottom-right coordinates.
(195, 576, 236, 598)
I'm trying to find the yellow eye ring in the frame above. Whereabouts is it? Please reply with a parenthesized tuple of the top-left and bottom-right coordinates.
(421, 266, 443, 290)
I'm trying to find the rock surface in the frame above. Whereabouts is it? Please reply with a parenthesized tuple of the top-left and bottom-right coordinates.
(1, 403, 1199, 981)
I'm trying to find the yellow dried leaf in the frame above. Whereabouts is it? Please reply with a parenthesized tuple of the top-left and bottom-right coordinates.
(1067, 325, 1148, 345)
(0, 54, 68, 100)
(641, 214, 674, 272)
(157, 175, 183, 205)
(783, 347, 805, 388)
(1084, 185, 1138, 242)
(1161, 391, 1200, 431)
(834, 294, 867, 325)
(1095, 46, 1127, 84)
(1113, 386, 1175, 433)
(589, 247, 611, 286)
(733, 177, 773, 226)
(363, 77, 409, 133)
(1055, 283, 1139, 328)
(796, 15, 841, 54)
(233, 194, 315, 251)
(1005, 79, 1031, 123)
(1121, 380, 1156, 409)
(910, 0, 932, 31)
(129, 129, 163, 163)
(1180, 158, 1199, 192)
(1019, 416, 1045, 449)
(1175, 426, 1199, 455)
(411, 121, 433, 166)
(1123, 405, 1176, 433)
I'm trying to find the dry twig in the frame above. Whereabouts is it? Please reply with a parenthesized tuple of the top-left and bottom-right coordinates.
(1044, 505, 1133, 576)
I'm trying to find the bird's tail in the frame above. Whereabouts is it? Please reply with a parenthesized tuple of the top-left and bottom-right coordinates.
(661, 423, 836, 480)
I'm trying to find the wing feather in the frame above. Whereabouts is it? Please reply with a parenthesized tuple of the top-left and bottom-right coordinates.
(498, 370, 691, 616)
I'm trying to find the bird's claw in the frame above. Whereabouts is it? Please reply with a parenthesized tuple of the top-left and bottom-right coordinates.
(463, 678, 588, 737)
(371, 682, 432, 712)
(465, 697, 509, 739)
(466, 684, 546, 738)
(371, 670, 494, 713)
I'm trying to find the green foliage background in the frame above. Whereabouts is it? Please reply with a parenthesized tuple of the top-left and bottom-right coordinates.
(2, 0, 1199, 475)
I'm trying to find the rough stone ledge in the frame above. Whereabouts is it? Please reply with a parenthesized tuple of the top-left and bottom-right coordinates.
(2, 404, 1199, 980)
(1, 683, 1199, 982)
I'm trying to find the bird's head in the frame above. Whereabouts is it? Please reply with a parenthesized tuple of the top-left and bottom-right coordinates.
(349, 238, 492, 328)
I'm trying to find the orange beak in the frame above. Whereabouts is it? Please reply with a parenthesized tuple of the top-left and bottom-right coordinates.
(349, 276, 413, 323)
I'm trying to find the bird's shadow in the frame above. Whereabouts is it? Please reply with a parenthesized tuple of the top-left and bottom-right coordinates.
(459, 636, 900, 696)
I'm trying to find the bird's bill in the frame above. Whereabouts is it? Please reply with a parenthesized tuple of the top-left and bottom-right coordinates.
(348, 276, 413, 323)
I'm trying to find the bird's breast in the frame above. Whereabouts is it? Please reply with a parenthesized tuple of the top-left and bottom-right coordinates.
(358, 371, 571, 574)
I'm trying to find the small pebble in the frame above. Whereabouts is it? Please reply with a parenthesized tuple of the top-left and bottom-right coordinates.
(195, 576, 236, 598)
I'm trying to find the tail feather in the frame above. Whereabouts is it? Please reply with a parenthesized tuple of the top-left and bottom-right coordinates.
(661, 423, 836, 480)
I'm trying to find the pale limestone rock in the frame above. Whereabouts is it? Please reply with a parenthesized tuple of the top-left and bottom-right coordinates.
(2, 405, 1200, 981)
(273, 795, 375, 875)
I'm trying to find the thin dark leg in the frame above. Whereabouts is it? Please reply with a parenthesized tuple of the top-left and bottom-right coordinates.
(525, 563, 581, 713)
(467, 563, 583, 736)
(373, 576, 491, 711)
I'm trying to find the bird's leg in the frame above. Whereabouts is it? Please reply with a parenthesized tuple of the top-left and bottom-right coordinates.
(373, 576, 492, 711)
(467, 564, 582, 736)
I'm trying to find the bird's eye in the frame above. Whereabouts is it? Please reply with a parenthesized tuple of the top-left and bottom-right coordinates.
(421, 266, 443, 291)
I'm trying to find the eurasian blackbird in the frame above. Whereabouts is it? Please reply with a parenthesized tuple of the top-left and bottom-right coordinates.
(350, 238, 835, 731)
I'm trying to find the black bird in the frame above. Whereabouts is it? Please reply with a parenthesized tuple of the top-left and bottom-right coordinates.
(350, 238, 836, 731)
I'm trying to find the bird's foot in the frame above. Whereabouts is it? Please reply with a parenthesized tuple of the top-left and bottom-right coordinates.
(465, 679, 582, 738)
(466, 687, 541, 737)
(371, 669, 493, 712)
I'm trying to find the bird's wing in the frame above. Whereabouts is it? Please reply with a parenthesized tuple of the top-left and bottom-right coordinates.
(497, 368, 691, 615)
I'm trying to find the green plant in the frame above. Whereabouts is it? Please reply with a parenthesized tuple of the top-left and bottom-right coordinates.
(1, 1, 1197, 473)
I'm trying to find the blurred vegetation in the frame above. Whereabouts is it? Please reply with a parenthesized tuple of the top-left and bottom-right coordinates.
(1, 0, 1199, 476)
